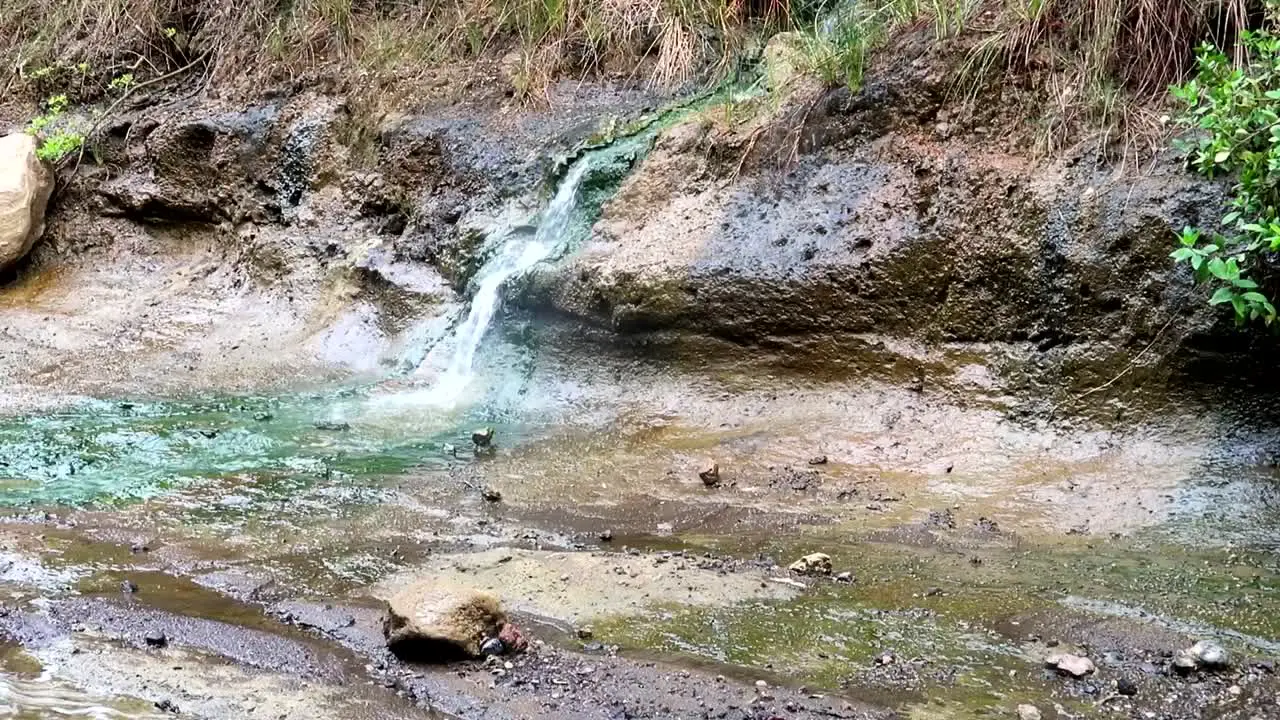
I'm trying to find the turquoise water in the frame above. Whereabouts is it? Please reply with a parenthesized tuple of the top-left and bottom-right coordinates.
(0, 388, 518, 508)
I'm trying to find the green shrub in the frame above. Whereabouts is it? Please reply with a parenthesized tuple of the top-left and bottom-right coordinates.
(25, 93, 84, 163)
(1171, 26, 1280, 325)
(35, 129, 85, 161)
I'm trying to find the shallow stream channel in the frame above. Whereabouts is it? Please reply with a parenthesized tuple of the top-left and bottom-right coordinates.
(2, 115, 1280, 720)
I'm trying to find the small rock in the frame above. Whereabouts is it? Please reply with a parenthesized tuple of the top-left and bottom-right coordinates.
(834, 571, 854, 584)
(1116, 677, 1138, 696)
(384, 586, 506, 660)
(576, 626, 594, 640)
(481, 487, 502, 502)
(598, 529, 613, 542)
(1016, 704, 1042, 720)
(807, 455, 828, 466)
(876, 652, 896, 666)
(480, 637, 504, 656)
(1046, 653, 1095, 678)
(313, 420, 350, 431)
(1188, 640, 1230, 669)
(144, 630, 167, 648)
(699, 462, 720, 486)
(1173, 651, 1198, 674)
(788, 553, 833, 576)
(472, 427, 495, 448)
(121, 579, 139, 594)
(252, 412, 273, 422)
(443, 443, 458, 457)
(130, 542, 149, 554)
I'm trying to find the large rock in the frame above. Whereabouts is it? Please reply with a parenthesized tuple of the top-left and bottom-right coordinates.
(529, 51, 1265, 414)
(0, 133, 53, 271)
(383, 583, 506, 662)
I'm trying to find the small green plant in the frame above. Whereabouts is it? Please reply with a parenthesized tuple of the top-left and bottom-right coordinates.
(1170, 27, 1280, 325)
(35, 129, 85, 162)
(109, 73, 136, 92)
(25, 94, 84, 163)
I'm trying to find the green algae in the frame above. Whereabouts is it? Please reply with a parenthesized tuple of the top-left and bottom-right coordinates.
(0, 389, 523, 509)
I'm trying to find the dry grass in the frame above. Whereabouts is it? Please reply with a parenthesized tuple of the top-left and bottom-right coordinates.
(955, 0, 1263, 154)
(0, 0, 1267, 156)
(0, 0, 801, 108)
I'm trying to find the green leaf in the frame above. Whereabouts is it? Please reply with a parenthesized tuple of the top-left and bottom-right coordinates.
(1214, 149, 1232, 163)
(1242, 291, 1270, 303)
(1210, 287, 1236, 305)
(1171, 248, 1196, 261)
(1232, 278, 1260, 289)
(1208, 257, 1231, 280)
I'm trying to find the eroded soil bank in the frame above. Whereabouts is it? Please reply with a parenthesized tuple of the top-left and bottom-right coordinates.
(2, 39, 1280, 720)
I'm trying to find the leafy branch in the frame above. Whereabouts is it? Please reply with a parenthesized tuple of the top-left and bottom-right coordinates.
(1170, 28, 1280, 325)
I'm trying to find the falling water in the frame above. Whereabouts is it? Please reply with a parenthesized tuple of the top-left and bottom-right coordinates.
(413, 160, 591, 408)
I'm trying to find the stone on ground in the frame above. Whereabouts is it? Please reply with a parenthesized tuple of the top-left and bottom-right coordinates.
(699, 462, 720, 486)
(788, 552, 833, 576)
(1016, 704, 1042, 720)
(0, 133, 53, 271)
(1188, 640, 1230, 669)
(1046, 653, 1095, 677)
(383, 583, 506, 661)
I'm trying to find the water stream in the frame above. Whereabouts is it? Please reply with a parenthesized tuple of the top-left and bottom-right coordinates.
(412, 161, 590, 408)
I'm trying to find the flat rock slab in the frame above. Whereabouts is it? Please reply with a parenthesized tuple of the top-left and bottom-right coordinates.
(373, 548, 799, 625)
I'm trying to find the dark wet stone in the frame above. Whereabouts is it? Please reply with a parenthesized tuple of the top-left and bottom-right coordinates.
(480, 637, 504, 656)
(253, 412, 273, 422)
(1116, 677, 1138, 696)
(313, 420, 350, 431)
(599, 529, 614, 542)
(121, 579, 139, 594)
(699, 462, 720, 486)
(807, 455, 828, 465)
(481, 486, 503, 502)
(197, 429, 218, 439)
(154, 699, 179, 713)
(472, 427, 495, 447)
(144, 629, 167, 647)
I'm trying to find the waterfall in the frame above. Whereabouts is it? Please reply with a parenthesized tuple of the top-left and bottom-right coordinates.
(413, 160, 591, 408)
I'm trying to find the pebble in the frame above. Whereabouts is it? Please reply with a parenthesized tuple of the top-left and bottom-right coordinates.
(788, 553, 833, 576)
(481, 487, 503, 502)
(807, 455, 828, 465)
(1017, 705, 1042, 720)
(472, 427, 495, 447)
(1189, 640, 1230, 669)
(144, 630, 167, 648)
(121, 579, 139, 594)
(1116, 677, 1138, 696)
(253, 412, 272, 422)
(1046, 653, 1095, 678)
(480, 637, 504, 656)
(699, 462, 720, 486)
(835, 571, 854, 584)
(598, 530, 613, 542)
